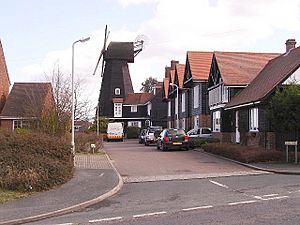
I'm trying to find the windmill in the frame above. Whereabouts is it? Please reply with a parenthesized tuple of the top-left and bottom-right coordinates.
(93, 25, 147, 119)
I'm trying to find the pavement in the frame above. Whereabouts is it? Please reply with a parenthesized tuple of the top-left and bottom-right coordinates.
(0, 154, 123, 225)
(0, 144, 299, 225)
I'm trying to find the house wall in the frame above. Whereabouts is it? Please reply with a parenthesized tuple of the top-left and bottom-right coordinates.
(123, 105, 147, 118)
(0, 119, 12, 130)
(150, 89, 168, 128)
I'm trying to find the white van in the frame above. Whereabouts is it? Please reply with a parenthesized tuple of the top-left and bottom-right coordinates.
(107, 122, 124, 141)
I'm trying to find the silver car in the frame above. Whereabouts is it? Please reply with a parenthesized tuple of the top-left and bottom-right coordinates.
(187, 127, 212, 138)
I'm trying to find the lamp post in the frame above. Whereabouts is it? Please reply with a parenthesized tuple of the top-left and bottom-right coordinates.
(71, 37, 90, 159)
(170, 83, 179, 129)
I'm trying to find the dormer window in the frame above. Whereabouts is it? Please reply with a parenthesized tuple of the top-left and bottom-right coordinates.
(115, 88, 121, 95)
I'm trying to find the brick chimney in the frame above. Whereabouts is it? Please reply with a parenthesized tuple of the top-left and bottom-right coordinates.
(165, 66, 170, 78)
(170, 60, 179, 70)
(285, 39, 296, 52)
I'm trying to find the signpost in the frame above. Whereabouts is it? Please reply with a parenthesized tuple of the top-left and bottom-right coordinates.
(285, 141, 298, 164)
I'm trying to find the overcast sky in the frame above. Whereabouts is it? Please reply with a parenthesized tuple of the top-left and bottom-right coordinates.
(1, 0, 300, 108)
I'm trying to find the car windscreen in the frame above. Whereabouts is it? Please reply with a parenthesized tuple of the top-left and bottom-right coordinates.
(167, 129, 185, 136)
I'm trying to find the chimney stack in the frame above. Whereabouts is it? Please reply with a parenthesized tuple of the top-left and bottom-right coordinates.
(165, 66, 171, 78)
(170, 60, 179, 70)
(285, 39, 296, 53)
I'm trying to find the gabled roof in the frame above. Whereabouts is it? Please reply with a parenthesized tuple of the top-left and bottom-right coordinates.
(170, 69, 175, 83)
(163, 78, 169, 99)
(0, 40, 10, 85)
(215, 51, 280, 85)
(187, 51, 213, 80)
(0, 83, 52, 118)
(225, 47, 300, 109)
(175, 64, 185, 88)
(123, 92, 154, 105)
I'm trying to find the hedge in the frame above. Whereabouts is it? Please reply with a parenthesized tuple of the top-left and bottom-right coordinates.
(0, 131, 73, 192)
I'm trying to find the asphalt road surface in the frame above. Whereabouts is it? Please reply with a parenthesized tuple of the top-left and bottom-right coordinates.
(28, 140, 300, 225)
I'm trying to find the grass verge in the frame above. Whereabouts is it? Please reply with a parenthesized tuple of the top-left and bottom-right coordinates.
(0, 188, 31, 204)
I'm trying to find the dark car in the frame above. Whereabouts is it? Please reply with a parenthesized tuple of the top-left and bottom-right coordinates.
(144, 126, 162, 146)
(138, 129, 147, 144)
(156, 128, 189, 151)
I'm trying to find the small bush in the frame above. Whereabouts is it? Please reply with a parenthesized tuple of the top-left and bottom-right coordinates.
(126, 126, 141, 139)
(75, 132, 103, 153)
(0, 131, 73, 192)
(203, 143, 284, 163)
(189, 137, 220, 149)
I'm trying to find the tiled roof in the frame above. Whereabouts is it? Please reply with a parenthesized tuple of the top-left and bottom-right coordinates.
(0, 83, 52, 118)
(163, 78, 169, 99)
(215, 51, 280, 85)
(170, 69, 175, 83)
(187, 51, 213, 80)
(0, 40, 10, 85)
(176, 64, 185, 88)
(225, 47, 300, 109)
(123, 92, 154, 105)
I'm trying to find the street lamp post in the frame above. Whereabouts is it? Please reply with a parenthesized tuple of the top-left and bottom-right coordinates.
(170, 83, 179, 129)
(71, 37, 90, 159)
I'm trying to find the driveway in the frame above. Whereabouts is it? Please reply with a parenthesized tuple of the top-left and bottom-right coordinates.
(104, 139, 265, 182)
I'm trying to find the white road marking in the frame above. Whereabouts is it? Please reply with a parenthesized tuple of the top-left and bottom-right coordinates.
(99, 173, 104, 177)
(209, 180, 229, 188)
(133, 211, 167, 218)
(89, 216, 123, 223)
(228, 200, 257, 206)
(54, 223, 74, 225)
(262, 196, 289, 201)
(182, 205, 213, 211)
(262, 193, 278, 197)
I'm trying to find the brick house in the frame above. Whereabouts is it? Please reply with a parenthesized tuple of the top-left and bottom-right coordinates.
(0, 40, 10, 114)
(0, 83, 54, 130)
(207, 51, 280, 143)
(224, 40, 300, 150)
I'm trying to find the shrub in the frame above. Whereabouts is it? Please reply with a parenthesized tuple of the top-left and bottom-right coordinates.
(189, 137, 220, 149)
(203, 143, 284, 163)
(126, 126, 141, 139)
(0, 131, 73, 192)
(75, 132, 103, 153)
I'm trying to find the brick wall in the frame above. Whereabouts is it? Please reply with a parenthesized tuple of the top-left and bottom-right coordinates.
(0, 119, 12, 130)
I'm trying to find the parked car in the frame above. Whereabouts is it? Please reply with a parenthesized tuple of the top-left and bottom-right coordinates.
(187, 127, 212, 138)
(138, 129, 147, 144)
(157, 128, 189, 151)
(106, 122, 124, 142)
(144, 126, 162, 146)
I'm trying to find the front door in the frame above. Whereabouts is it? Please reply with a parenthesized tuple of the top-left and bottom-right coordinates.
(235, 111, 240, 143)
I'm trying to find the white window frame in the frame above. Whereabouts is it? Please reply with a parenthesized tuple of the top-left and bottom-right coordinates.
(128, 121, 141, 128)
(181, 92, 185, 113)
(130, 105, 138, 112)
(115, 88, 121, 95)
(222, 85, 229, 103)
(168, 101, 171, 116)
(193, 85, 199, 108)
(147, 103, 152, 116)
(114, 103, 122, 117)
(194, 115, 199, 129)
(213, 111, 221, 132)
(13, 120, 30, 130)
(249, 107, 259, 132)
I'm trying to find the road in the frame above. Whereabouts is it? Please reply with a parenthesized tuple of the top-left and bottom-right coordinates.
(29, 140, 300, 225)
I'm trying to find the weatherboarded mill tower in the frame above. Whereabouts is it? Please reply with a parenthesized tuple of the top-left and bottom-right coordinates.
(98, 42, 135, 117)
(94, 26, 144, 120)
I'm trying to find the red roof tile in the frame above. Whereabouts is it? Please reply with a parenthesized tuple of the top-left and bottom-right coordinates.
(176, 64, 185, 88)
(163, 78, 169, 99)
(225, 47, 300, 109)
(187, 51, 213, 80)
(215, 51, 280, 85)
(123, 92, 154, 105)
